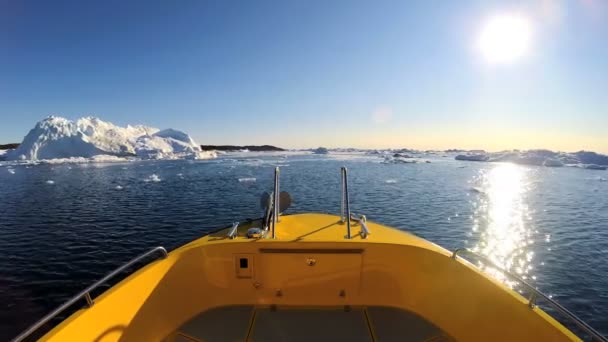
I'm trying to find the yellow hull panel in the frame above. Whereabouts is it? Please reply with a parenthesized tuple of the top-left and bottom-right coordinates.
(41, 213, 580, 341)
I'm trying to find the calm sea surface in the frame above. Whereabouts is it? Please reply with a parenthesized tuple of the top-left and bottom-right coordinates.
(1, 152, 607, 339)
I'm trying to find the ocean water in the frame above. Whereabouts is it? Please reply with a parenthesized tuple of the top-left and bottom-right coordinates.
(0, 152, 607, 339)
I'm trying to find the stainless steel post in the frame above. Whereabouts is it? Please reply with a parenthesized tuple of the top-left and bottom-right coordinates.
(272, 167, 280, 238)
(341, 167, 351, 239)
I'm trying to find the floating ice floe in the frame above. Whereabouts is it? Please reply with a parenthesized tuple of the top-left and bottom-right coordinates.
(115, 185, 124, 190)
(455, 154, 489, 162)
(46, 180, 55, 184)
(469, 187, 485, 194)
(385, 179, 397, 183)
(4, 116, 216, 163)
(381, 155, 429, 164)
(7, 168, 15, 174)
(455, 149, 608, 169)
(238, 177, 256, 183)
(583, 164, 607, 171)
(143, 174, 161, 183)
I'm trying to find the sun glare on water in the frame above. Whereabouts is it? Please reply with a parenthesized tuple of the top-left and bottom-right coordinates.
(470, 164, 535, 288)
(478, 13, 532, 64)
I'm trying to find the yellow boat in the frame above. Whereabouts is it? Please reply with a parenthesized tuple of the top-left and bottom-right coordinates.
(13, 167, 606, 341)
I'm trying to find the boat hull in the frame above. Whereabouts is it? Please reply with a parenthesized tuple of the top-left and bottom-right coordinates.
(41, 213, 579, 341)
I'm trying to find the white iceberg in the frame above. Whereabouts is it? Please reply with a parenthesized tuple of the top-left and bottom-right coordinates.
(454, 149, 608, 170)
(6, 116, 216, 162)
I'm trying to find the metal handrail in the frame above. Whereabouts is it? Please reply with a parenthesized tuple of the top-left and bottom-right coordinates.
(341, 167, 352, 239)
(452, 248, 607, 342)
(12, 246, 168, 342)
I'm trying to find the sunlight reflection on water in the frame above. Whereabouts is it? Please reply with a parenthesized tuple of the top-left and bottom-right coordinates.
(470, 163, 535, 288)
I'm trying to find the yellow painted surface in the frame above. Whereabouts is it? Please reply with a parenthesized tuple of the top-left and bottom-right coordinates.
(41, 213, 580, 341)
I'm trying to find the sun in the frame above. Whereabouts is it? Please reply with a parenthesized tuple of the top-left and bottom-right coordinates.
(478, 13, 532, 64)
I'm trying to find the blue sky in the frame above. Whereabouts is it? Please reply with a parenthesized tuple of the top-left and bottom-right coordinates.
(1, 0, 607, 151)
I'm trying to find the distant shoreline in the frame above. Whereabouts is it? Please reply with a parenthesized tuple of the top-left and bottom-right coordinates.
(0, 143, 18, 150)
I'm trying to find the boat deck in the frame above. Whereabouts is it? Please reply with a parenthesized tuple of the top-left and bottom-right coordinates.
(166, 305, 452, 342)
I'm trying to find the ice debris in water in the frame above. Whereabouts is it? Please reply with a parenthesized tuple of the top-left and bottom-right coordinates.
(7, 168, 15, 174)
(115, 185, 124, 190)
(46, 180, 55, 184)
(469, 187, 485, 194)
(144, 174, 161, 183)
(238, 177, 256, 183)
(385, 179, 397, 183)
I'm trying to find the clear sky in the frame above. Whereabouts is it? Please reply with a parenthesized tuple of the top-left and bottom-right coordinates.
(1, 0, 606, 152)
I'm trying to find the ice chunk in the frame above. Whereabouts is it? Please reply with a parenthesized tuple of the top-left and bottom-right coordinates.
(469, 187, 485, 194)
(543, 159, 564, 167)
(385, 179, 397, 183)
(455, 154, 489, 162)
(115, 185, 124, 190)
(7, 168, 15, 174)
(143, 174, 161, 182)
(46, 180, 55, 184)
(238, 177, 256, 183)
(583, 164, 607, 170)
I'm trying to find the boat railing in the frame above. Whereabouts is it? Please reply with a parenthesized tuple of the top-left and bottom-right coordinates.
(452, 248, 607, 342)
(12, 246, 168, 342)
(270, 166, 361, 240)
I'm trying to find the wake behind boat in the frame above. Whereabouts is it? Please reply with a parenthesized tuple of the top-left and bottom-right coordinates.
(13, 167, 606, 342)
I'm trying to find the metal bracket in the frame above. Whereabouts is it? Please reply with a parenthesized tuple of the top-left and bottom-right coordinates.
(227, 222, 240, 239)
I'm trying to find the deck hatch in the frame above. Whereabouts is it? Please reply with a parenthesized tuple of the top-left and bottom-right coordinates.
(256, 251, 362, 297)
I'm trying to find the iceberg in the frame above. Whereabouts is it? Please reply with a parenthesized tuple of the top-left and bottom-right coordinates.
(542, 158, 564, 167)
(455, 154, 489, 162)
(381, 155, 425, 164)
(454, 149, 607, 170)
(312, 147, 329, 154)
(6, 116, 216, 162)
